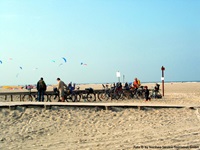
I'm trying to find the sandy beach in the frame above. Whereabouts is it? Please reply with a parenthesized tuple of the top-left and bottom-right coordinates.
(0, 82, 200, 150)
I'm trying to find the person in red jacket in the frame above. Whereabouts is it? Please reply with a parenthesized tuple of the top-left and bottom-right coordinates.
(133, 78, 141, 88)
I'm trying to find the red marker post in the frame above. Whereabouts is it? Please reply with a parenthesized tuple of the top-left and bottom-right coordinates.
(161, 66, 165, 96)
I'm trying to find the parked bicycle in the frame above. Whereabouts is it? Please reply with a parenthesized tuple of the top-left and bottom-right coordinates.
(98, 83, 123, 101)
(50, 87, 81, 102)
(21, 90, 37, 101)
(79, 88, 96, 102)
(150, 83, 162, 99)
(98, 84, 111, 101)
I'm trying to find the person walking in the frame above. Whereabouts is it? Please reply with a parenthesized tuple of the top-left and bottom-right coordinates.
(57, 78, 68, 102)
(37, 77, 47, 102)
(144, 86, 151, 101)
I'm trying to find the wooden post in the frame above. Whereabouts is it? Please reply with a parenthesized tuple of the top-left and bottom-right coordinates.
(161, 66, 165, 96)
(123, 75, 125, 84)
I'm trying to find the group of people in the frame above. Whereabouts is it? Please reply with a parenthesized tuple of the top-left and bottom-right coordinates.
(124, 78, 151, 101)
(36, 77, 157, 102)
(36, 77, 67, 102)
(134, 77, 151, 101)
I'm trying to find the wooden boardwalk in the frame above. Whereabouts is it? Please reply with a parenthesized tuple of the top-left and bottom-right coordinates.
(0, 102, 199, 110)
(1, 90, 199, 110)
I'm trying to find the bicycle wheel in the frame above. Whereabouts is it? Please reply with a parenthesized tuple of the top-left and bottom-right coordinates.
(22, 95, 33, 101)
(156, 92, 162, 99)
(98, 92, 109, 101)
(150, 91, 155, 99)
(123, 91, 133, 99)
(46, 94, 53, 102)
(115, 93, 121, 100)
(69, 94, 75, 102)
(118, 91, 126, 100)
(87, 93, 96, 102)
(110, 92, 119, 100)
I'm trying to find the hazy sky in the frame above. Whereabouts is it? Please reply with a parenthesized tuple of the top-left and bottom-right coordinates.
(0, 0, 199, 85)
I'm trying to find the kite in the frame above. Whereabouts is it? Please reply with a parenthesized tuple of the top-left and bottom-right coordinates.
(0, 60, 2, 64)
(33, 68, 38, 71)
(52, 60, 56, 63)
(81, 62, 87, 66)
(19, 66, 23, 70)
(62, 57, 67, 63)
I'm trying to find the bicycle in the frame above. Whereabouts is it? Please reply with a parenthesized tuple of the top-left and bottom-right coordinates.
(80, 88, 96, 102)
(150, 84, 162, 99)
(150, 89, 162, 99)
(21, 90, 36, 101)
(98, 84, 111, 101)
(98, 83, 122, 101)
(51, 87, 81, 102)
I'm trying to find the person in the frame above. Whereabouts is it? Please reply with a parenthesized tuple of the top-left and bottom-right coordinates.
(144, 86, 151, 101)
(37, 77, 47, 102)
(132, 78, 141, 95)
(124, 82, 129, 90)
(153, 83, 162, 99)
(57, 78, 68, 102)
(154, 83, 160, 92)
(68, 82, 76, 93)
(133, 78, 141, 88)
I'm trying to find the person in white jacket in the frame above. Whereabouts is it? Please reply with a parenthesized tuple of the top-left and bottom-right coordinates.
(57, 78, 68, 102)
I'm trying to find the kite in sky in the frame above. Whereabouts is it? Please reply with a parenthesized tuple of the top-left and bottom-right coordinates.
(81, 62, 87, 66)
(57, 57, 67, 67)
(19, 66, 23, 70)
(62, 57, 67, 63)
(0, 60, 2, 64)
(33, 68, 38, 71)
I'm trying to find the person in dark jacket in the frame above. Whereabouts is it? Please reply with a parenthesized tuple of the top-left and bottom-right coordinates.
(37, 77, 47, 102)
(144, 86, 151, 101)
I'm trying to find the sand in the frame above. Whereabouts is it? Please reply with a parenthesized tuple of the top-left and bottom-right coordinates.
(0, 82, 200, 150)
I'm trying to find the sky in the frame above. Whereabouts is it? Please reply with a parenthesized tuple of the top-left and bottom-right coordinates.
(0, 0, 200, 85)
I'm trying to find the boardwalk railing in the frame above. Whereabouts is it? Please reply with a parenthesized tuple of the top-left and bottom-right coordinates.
(0, 89, 103, 101)
(0, 88, 160, 102)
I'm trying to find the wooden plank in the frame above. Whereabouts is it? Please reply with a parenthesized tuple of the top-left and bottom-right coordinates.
(0, 89, 103, 95)
(0, 102, 199, 109)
